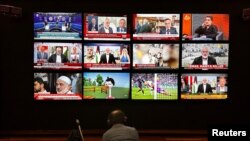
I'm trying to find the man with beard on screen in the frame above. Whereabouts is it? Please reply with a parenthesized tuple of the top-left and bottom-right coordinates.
(56, 76, 73, 94)
(192, 46, 217, 65)
(48, 46, 69, 63)
(99, 48, 116, 64)
(84, 46, 96, 63)
(34, 77, 50, 94)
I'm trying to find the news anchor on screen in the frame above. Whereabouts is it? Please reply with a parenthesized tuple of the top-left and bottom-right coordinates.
(194, 16, 218, 40)
(160, 18, 178, 34)
(99, 48, 116, 64)
(192, 47, 217, 65)
(98, 18, 113, 33)
(117, 19, 127, 32)
(48, 46, 69, 63)
(88, 17, 98, 31)
(197, 78, 213, 94)
(120, 48, 130, 63)
(216, 77, 228, 93)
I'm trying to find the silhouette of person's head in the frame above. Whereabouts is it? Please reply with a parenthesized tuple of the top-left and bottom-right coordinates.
(107, 109, 127, 127)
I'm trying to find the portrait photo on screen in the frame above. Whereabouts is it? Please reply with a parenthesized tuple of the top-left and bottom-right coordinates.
(182, 14, 229, 41)
(182, 43, 229, 70)
(34, 12, 82, 40)
(34, 42, 82, 70)
(83, 72, 130, 99)
(34, 73, 82, 100)
(84, 13, 130, 41)
(133, 44, 179, 69)
(133, 14, 180, 40)
(131, 73, 178, 100)
(84, 43, 130, 70)
(181, 73, 228, 100)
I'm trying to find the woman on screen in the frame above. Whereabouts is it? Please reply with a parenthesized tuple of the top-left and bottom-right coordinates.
(181, 78, 190, 93)
(120, 48, 130, 63)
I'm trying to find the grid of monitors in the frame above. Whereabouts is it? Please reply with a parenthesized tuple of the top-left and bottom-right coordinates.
(33, 12, 229, 100)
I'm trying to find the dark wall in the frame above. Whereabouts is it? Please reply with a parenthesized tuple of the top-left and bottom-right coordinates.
(0, 0, 250, 130)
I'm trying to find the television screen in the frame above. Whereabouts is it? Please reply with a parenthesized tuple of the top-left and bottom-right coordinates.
(182, 14, 229, 41)
(131, 73, 178, 100)
(83, 72, 130, 99)
(84, 13, 130, 41)
(34, 12, 82, 40)
(181, 73, 228, 99)
(133, 14, 180, 40)
(34, 73, 82, 100)
(34, 42, 82, 70)
(133, 44, 179, 69)
(84, 43, 130, 70)
(182, 43, 229, 70)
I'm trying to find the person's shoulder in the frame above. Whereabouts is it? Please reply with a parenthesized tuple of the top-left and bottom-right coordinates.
(208, 56, 216, 60)
(124, 125, 138, 132)
(171, 26, 177, 30)
(194, 56, 202, 61)
(99, 27, 104, 30)
(102, 129, 111, 141)
(160, 27, 165, 31)
(211, 24, 218, 27)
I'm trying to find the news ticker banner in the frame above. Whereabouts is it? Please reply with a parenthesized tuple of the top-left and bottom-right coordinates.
(208, 125, 249, 141)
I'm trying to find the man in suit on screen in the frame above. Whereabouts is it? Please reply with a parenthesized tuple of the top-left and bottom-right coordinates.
(192, 47, 217, 65)
(88, 16, 98, 31)
(98, 18, 113, 33)
(160, 18, 178, 34)
(216, 77, 228, 93)
(37, 45, 48, 61)
(197, 78, 213, 94)
(138, 18, 152, 33)
(99, 48, 116, 64)
(116, 19, 127, 33)
(48, 46, 69, 63)
(194, 16, 218, 40)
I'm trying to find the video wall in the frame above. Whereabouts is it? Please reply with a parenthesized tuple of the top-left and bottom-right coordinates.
(33, 12, 229, 100)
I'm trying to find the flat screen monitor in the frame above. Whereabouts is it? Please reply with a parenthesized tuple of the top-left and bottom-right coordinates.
(34, 12, 82, 40)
